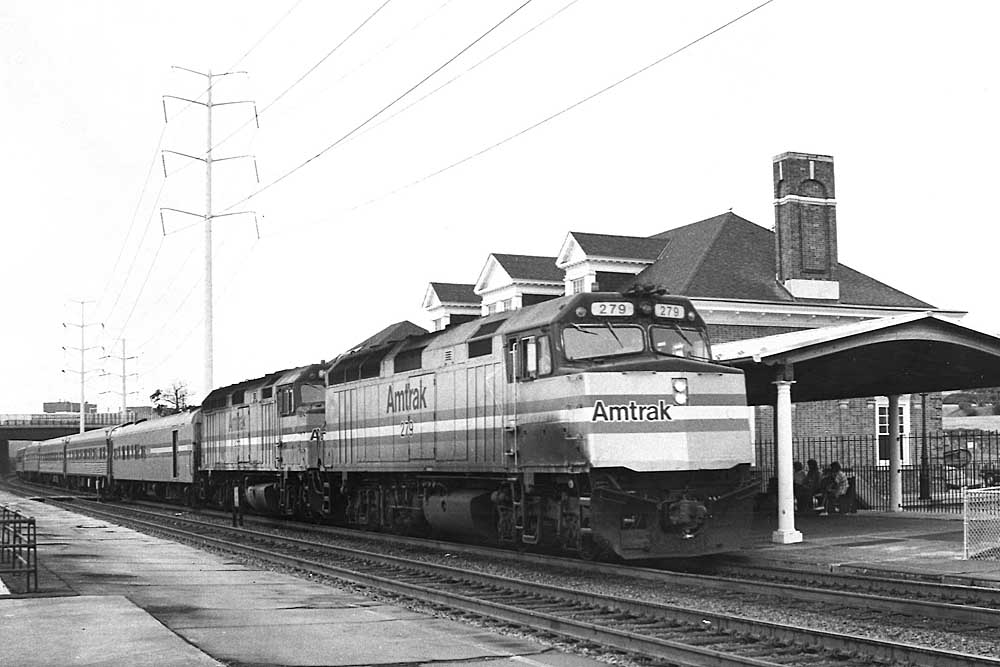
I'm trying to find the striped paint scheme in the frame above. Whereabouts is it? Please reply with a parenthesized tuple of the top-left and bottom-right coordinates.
(568, 372, 752, 471)
(326, 362, 508, 468)
(113, 411, 199, 484)
(322, 366, 751, 474)
(201, 398, 324, 471)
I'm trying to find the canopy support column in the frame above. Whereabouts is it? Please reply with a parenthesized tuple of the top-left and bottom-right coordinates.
(772, 365, 802, 544)
(888, 394, 903, 511)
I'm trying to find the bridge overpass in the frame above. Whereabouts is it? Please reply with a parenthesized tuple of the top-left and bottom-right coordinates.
(1, 414, 123, 474)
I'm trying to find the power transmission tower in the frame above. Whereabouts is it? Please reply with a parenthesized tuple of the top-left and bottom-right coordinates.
(101, 339, 138, 424)
(62, 300, 102, 433)
(160, 66, 260, 398)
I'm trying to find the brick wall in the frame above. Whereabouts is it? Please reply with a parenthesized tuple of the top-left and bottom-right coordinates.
(753, 394, 945, 464)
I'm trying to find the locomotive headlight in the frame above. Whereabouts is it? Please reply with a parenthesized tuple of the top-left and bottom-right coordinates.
(575, 306, 587, 318)
(640, 302, 653, 315)
(672, 377, 688, 405)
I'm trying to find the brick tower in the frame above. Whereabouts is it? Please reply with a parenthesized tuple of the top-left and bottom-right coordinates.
(773, 152, 839, 299)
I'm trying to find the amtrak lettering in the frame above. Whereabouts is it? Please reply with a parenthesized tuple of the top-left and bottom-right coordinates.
(591, 399, 672, 422)
(385, 382, 428, 413)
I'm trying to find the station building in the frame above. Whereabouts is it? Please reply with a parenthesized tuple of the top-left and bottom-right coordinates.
(422, 151, 969, 471)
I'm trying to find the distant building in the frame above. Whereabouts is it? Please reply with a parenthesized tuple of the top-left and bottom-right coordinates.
(43, 401, 97, 414)
(423, 151, 961, 464)
(126, 406, 155, 421)
(422, 283, 479, 332)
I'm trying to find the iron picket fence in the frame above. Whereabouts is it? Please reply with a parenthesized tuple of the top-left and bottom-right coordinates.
(751, 431, 1000, 513)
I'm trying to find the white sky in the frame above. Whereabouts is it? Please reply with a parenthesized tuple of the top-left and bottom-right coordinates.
(2, 0, 998, 414)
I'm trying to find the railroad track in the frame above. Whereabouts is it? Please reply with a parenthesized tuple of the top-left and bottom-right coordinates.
(694, 558, 1000, 607)
(29, 494, 1000, 667)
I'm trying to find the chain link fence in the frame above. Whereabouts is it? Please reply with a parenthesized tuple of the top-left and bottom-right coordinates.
(964, 487, 1000, 560)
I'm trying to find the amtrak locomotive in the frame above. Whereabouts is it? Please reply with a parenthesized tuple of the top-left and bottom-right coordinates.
(18, 290, 757, 559)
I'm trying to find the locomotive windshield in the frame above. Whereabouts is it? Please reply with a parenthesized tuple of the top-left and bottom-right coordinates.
(650, 324, 711, 361)
(563, 323, 645, 360)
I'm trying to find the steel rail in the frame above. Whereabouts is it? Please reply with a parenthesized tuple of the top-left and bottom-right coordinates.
(52, 499, 1000, 667)
(8, 478, 1000, 620)
(703, 559, 1000, 606)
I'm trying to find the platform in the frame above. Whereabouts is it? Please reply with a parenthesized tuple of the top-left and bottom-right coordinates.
(0, 491, 604, 667)
(744, 510, 1000, 587)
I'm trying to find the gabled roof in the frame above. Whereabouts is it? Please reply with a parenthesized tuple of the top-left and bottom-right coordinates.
(491, 254, 562, 282)
(565, 232, 668, 261)
(348, 320, 428, 353)
(631, 212, 934, 308)
(427, 282, 477, 304)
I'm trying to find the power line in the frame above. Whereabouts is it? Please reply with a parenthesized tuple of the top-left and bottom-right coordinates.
(210, 0, 394, 155)
(262, 0, 777, 239)
(96, 127, 167, 317)
(101, 179, 167, 327)
(356, 0, 778, 209)
(113, 236, 166, 339)
(93, 4, 303, 370)
(343, 0, 581, 152)
(221, 0, 537, 214)
(141, 239, 259, 378)
(212, 0, 455, 154)
(227, 0, 305, 71)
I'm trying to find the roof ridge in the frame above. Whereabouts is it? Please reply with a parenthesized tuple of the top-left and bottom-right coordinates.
(674, 211, 734, 292)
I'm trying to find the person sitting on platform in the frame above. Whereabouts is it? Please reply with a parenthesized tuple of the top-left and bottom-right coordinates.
(805, 459, 822, 491)
(792, 461, 813, 513)
(821, 461, 850, 514)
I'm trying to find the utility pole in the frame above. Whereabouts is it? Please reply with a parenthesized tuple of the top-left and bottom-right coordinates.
(62, 300, 102, 433)
(101, 339, 138, 424)
(160, 66, 259, 397)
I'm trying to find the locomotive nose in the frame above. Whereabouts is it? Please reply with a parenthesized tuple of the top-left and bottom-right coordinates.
(659, 497, 709, 538)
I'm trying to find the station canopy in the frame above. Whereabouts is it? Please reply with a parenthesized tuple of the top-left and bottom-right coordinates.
(712, 312, 1000, 405)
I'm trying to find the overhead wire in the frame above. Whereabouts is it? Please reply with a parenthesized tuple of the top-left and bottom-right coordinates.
(260, 0, 776, 239)
(347, 0, 582, 148)
(141, 239, 260, 376)
(95, 125, 168, 318)
(226, 0, 305, 71)
(100, 179, 167, 328)
(221, 0, 538, 214)
(212, 0, 455, 154)
(101, 1, 308, 366)
(350, 0, 778, 211)
(209, 0, 395, 155)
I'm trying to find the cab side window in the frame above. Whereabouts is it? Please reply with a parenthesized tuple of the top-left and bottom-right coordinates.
(507, 334, 552, 382)
(278, 385, 295, 416)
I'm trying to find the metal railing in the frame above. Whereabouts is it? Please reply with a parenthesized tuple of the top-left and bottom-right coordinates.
(752, 431, 1000, 513)
(0, 413, 121, 427)
(0, 505, 37, 593)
